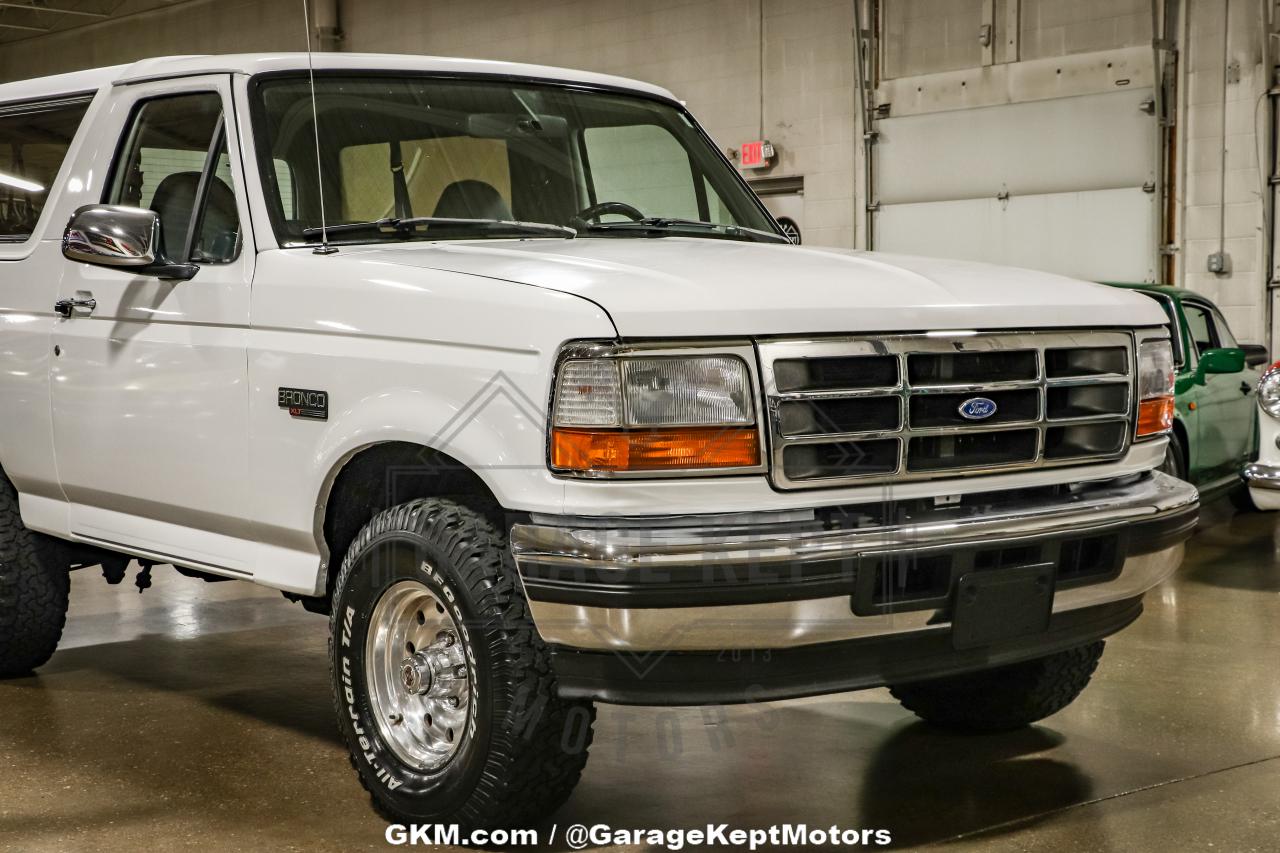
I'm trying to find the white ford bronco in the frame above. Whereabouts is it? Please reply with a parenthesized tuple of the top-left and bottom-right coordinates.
(0, 53, 1198, 827)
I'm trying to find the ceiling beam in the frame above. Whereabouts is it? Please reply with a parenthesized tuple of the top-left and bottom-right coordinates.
(0, 20, 50, 30)
(0, 2, 108, 17)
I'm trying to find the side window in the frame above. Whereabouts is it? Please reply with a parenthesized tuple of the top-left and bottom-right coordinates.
(273, 158, 296, 219)
(582, 124, 700, 220)
(1210, 307, 1238, 349)
(108, 93, 240, 263)
(190, 137, 240, 263)
(0, 96, 91, 241)
(1183, 303, 1217, 357)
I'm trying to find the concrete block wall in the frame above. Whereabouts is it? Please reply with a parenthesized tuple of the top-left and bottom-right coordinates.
(0, 0, 1272, 338)
(1178, 0, 1272, 347)
(341, 0, 764, 152)
(340, 0, 858, 247)
(868, 0, 1275, 347)
(756, 0, 859, 247)
(0, 0, 860, 250)
(0, 0, 304, 76)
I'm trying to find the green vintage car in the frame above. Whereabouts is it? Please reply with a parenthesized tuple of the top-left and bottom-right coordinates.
(1105, 283, 1268, 497)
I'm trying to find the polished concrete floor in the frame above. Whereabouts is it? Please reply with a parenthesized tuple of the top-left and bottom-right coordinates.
(2, 499, 1279, 851)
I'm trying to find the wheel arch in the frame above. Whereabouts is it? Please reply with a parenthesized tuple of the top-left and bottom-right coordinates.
(1170, 416, 1190, 475)
(313, 441, 504, 606)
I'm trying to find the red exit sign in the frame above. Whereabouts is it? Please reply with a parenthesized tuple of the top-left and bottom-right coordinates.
(739, 139, 775, 169)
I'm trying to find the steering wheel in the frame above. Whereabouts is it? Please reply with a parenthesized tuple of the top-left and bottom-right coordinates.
(571, 201, 645, 227)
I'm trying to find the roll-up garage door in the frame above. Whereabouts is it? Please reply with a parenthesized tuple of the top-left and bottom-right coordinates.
(874, 86, 1159, 283)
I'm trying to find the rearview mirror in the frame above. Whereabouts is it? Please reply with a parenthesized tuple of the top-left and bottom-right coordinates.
(1199, 347, 1246, 375)
(61, 204, 196, 281)
(466, 113, 569, 138)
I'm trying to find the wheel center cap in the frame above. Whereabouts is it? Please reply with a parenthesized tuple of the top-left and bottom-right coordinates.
(399, 654, 433, 695)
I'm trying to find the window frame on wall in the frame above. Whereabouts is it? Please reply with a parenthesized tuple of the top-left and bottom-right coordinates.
(877, 0, 1155, 80)
(879, 0, 986, 80)
(0, 92, 93, 244)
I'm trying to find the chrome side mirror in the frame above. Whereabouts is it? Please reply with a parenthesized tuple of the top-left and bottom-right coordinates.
(63, 204, 157, 266)
(61, 205, 196, 280)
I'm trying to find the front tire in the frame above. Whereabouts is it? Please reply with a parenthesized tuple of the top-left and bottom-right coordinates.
(330, 498, 593, 828)
(0, 475, 69, 677)
(1159, 430, 1187, 481)
(888, 641, 1105, 732)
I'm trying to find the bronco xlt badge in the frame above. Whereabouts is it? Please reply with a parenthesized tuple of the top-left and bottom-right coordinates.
(278, 387, 328, 420)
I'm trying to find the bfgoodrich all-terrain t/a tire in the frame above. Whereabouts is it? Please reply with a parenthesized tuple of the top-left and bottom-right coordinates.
(888, 641, 1106, 732)
(0, 475, 69, 677)
(330, 498, 594, 828)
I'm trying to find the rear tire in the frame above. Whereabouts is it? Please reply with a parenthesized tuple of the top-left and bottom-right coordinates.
(888, 641, 1105, 732)
(330, 498, 593, 828)
(0, 475, 69, 677)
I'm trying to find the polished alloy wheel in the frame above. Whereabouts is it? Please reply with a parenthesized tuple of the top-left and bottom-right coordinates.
(366, 578, 471, 771)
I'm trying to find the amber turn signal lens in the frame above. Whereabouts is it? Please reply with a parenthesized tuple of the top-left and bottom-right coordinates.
(1136, 396, 1175, 437)
(551, 426, 761, 472)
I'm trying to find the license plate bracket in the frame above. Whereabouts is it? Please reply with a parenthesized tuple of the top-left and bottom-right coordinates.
(951, 563, 1055, 650)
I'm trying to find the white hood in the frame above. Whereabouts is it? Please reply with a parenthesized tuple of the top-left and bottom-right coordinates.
(341, 238, 1168, 337)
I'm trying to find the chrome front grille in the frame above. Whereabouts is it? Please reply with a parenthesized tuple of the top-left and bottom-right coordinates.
(759, 331, 1135, 489)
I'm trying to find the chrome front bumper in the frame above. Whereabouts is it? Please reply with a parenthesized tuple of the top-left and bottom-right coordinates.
(510, 472, 1198, 653)
(1243, 463, 1280, 490)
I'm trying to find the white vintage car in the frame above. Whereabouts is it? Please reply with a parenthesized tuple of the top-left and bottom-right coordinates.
(0, 53, 1197, 827)
(1245, 362, 1280, 508)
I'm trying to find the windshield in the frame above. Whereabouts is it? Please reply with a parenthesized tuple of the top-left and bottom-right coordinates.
(250, 74, 781, 246)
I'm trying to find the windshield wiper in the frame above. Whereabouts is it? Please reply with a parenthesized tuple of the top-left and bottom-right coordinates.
(577, 217, 791, 244)
(301, 217, 576, 241)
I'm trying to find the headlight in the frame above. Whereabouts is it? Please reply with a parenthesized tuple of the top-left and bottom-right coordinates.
(1135, 339, 1175, 438)
(1258, 360, 1280, 419)
(550, 353, 761, 474)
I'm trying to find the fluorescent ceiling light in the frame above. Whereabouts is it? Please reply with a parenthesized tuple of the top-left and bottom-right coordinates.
(0, 172, 43, 193)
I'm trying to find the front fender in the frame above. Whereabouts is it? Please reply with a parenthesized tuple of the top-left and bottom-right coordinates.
(245, 249, 614, 592)
(310, 373, 558, 521)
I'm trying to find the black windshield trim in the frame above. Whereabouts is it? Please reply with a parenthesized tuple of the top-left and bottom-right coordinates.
(578, 218, 791, 244)
(577, 229, 787, 245)
(299, 216, 575, 241)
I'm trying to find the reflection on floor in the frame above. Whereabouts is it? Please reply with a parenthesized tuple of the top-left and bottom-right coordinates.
(2, 499, 1279, 851)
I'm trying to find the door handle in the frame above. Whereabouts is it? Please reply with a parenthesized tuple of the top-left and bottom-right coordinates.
(53, 297, 96, 318)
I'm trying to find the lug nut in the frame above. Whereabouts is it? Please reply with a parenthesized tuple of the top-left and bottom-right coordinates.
(453, 665, 468, 679)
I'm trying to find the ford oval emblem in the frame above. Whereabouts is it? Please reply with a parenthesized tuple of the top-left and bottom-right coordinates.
(958, 397, 998, 420)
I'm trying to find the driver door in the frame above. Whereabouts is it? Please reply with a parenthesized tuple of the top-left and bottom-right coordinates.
(50, 76, 255, 573)
(1181, 299, 1254, 482)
